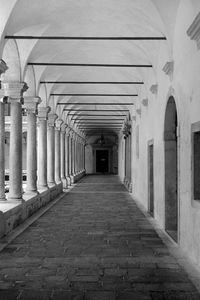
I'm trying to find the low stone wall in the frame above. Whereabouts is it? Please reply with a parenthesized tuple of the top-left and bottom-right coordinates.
(0, 183, 63, 238)
(70, 170, 86, 184)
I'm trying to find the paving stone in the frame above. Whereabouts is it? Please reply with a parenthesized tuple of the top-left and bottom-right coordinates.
(19, 290, 52, 300)
(85, 291, 116, 300)
(0, 290, 20, 300)
(51, 291, 84, 300)
(0, 175, 199, 298)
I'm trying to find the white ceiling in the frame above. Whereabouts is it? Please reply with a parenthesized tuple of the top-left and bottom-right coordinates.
(1, 0, 181, 136)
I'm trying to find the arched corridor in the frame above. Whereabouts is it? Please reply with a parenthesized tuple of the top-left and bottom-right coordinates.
(0, 0, 200, 298)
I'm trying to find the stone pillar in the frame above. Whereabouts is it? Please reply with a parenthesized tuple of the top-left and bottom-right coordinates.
(65, 128, 71, 185)
(70, 131, 75, 183)
(75, 134, 78, 174)
(37, 106, 51, 189)
(24, 97, 41, 194)
(2, 82, 28, 201)
(0, 60, 8, 201)
(68, 130, 72, 178)
(47, 114, 57, 186)
(55, 118, 63, 184)
(60, 123, 67, 188)
(0, 98, 6, 201)
(72, 132, 76, 175)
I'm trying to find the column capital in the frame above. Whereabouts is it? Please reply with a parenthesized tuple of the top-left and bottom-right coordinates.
(37, 106, 51, 120)
(61, 123, 67, 133)
(48, 113, 58, 127)
(66, 127, 71, 136)
(70, 130, 75, 139)
(55, 118, 63, 130)
(1, 81, 28, 101)
(23, 96, 41, 114)
(0, 59, 8, 76)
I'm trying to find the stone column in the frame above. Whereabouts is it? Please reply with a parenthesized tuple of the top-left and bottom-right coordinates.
(0, 60, 8, 201)
(60, 123, 67, 188)
(55, 118, 63, 184)
(37, 106, 51, 189)
(68, 130, 72, 178)
(70, 131, 75, 183)
(73, 133, 76, 175)
(47, 114, 57, 186)
(65, 127, 71, 185)
(0, 97, 6, 201)
(2, 82, 28, 201)
(24, 97, 41, 194)
(75, 134, 78, 174)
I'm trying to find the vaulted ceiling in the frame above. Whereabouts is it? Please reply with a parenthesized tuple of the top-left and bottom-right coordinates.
(0, 0, 185, 137)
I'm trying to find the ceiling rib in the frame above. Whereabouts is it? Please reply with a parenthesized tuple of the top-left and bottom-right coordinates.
(64, 109, 129, 111)
(28, 63, 152, 68)
(5, 36, 166, 40)
(58, 102, 134, 105)
(68, 114, 127, 116)
(41, 81, 144, 84)
(53, 94, 137, 97)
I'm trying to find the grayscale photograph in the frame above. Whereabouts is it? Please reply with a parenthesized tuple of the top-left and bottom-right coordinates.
(0, 0, 200, 299)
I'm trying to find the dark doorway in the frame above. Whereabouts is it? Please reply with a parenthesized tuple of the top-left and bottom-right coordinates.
(148, 143, 154, 217)
(164, 96, 178, 242)
(96, 150, 109, 173)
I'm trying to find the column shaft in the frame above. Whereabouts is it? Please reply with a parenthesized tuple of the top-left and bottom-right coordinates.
(47, 125, 55, 185)
(0, 102, 5, 200)
(9, 102, 23, 199)
(60, 131, 65, 180)
(38, 119, 48, 187)
(55, 129, 61, 183)
(26, 111, 37, 193)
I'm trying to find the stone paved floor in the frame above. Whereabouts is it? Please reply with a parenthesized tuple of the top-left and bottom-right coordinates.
(0, 175, 199, 299)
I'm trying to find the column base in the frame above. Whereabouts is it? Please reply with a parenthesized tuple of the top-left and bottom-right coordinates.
(0, 198, 7, 202)
(7, 196, 24, 203)
(48, 182, 56, 188)
(61, 177, 68, 189)
(37, 185, 49, 193)
(66, 176, 71, 186)
(70, 175, 75, 184)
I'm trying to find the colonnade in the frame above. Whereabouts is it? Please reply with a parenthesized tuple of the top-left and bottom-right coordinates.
(0, 79, 86, 202)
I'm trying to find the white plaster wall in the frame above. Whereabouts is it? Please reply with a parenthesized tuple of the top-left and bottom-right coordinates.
(118, 1, 200, 267)
(85, 144, 94, 174)
(118, 133, 125, 182)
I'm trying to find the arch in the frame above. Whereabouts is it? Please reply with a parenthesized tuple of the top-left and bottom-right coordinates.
(2, 39, 21, 81)
(164, 96, 178, 242)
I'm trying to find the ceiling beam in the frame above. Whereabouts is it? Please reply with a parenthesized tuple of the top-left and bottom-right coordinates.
(64, 109, 129, 111)
(41, 81, 144, 84)
(53, 94, 137, 97)
(76, 123, 123, 125)
(74, 120, 124, 122)
(5, 35, 166, 40)
(58, 102, 134, 105)
(72, 118, 125, 120)
(28, 62, 152, 68)
(68, 114, 127, 116)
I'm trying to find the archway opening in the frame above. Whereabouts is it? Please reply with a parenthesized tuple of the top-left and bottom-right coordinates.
(164, 96, 178, 242)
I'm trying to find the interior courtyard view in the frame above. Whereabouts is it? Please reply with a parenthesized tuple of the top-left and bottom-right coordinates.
(0, 0, 200, 299)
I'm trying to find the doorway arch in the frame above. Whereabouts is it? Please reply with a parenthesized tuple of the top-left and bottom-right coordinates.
(164, 96, 178, 242)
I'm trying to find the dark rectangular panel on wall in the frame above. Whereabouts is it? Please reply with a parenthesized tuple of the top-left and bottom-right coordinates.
(148, 141, 154, 216)
(193, 131, 200, 200)
(191, 121, 200, 201)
